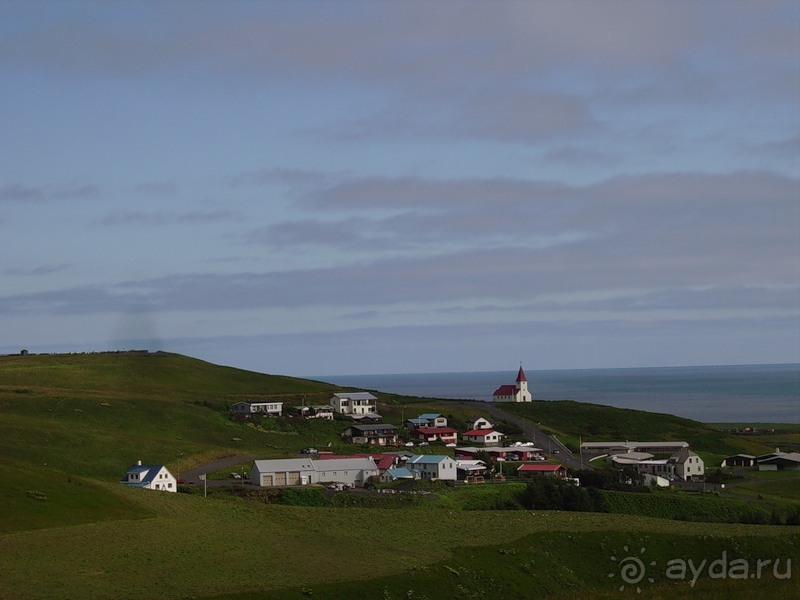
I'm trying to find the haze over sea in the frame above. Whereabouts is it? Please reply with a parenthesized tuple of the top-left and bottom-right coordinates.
(318, 364, 800, 424)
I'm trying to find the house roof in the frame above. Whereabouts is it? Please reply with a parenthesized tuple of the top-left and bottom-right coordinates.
(252, 459, 316, 473)
(670, 449, 700, 463)
(332, 392, 377, 401)
(463, 429, 499, 437)
(407, 454, 452, 465)
(417, 427, 458, 435)
(317, 453, 396, 470)
(418, 413, 442, 420)
(517, 463, 565, 473)
(349, 423, 397, 433)
(759, 452, 800, 465)
(122, 464, 169, 485)
(313, 457, 378, 471)
(493, 384, 517, 396)
(386, 467, 414, 479)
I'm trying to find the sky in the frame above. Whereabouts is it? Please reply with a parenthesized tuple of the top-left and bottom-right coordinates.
(1, 1, 799, 377)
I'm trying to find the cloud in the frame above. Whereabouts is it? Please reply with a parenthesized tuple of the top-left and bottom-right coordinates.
(0, 182, 99, 202)
(100, 209, 239, 226)
(3, 264, 69, 277)
(134, 181, 177, 195)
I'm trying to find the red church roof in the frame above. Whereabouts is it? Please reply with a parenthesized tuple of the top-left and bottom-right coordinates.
(516, 365, 527, 383)
(493, 384, 517, 396)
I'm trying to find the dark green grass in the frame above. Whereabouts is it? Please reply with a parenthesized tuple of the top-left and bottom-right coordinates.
(208, 530, 800, 600)
(0, 460, 150, 533)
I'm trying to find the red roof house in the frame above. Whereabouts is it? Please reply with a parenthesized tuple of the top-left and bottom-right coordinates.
(462, 428, 504, 445)
(412, 427, 458, 444)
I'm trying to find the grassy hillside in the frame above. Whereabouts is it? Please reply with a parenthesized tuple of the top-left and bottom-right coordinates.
(502, 400, 777, 458)
(1, 351, 797, 599)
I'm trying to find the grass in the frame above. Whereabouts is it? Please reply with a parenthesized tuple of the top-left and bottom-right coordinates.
(2, 351, 798, 599)
(1, 484, 797, 600)
(501, 400, 779, 457)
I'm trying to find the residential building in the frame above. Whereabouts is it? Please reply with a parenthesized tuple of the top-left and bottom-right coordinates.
(405, 413, 448, 429)
(469, 417, 493, 430)
(297, 405, 335, 420)
(231, 401, 283, 417)
(341, 423, 399, 446)
(492, 365, 532, 402)
(411, 427, 458, 445)
(462, 428, 504, 445)
(406, 454, 457, 481)
(120, 460, 177, 492)
(330, 392, 377, 415)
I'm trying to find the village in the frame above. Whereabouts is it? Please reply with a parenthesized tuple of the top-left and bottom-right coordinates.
(119, 365, 798, 495)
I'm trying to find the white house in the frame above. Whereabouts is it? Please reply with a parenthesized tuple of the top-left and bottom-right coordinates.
(120, 460, 177, 492)
(469, 417, 493, 430)
(492, 365, 532, 402)
(313, 457, 379, 486)
(611, 449, 705, 482)
(330, 392, 377, 415)
(231, 401, 283, 417)
(250, 457, 379, 487)
(462, 428, 504, 445)
(405, 454, 457, 481)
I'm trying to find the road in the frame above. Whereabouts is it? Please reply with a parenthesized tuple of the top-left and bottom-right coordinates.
(179, 454, 258, 486)
(477, 402, 591, 471)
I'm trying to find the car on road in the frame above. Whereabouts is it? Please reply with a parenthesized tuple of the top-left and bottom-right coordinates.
(300, 447, 318, 454)
(229, 472, 242, 479)
(418, 442, 429, 447)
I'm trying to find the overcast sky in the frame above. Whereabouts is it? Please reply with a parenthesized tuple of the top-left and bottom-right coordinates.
(1, 1, 798, 376)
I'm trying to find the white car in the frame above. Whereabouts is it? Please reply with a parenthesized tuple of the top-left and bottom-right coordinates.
(404, 441, 415, 447)
(445, 443, 457, 448)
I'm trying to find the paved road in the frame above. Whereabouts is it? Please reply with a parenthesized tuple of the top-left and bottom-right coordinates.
(475, 402, 591, 471)
(180, 454, 258, 486)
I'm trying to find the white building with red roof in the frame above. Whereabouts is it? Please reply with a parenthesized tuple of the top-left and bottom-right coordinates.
(492, 365, 532, 402)
(461, 428, 505, 445)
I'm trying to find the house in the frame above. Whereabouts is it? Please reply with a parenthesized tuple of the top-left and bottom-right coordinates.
(462, 428, 504, 445)
(317, 453, 398, 472)
(456, 459, 488, 480)
(352, 412, 383, 424)
(313, 457, 379, 486)
(610, 449, 705, 482)
(341, 424, 399, 446)
(330, 392, 377, 415)
(406, 454, 457, 481)
(405, 413, 448, 429)
(411, 427, 458, 445)
(297, 405, 334, 420)
(120, 460, 177, 492)
(721, 454, 756, 468)
(671, 449, 705, 481)
(380, 467, 416, 483)
(250, 457, 379, 487)
(517, 463, 568, 478)
(580, 441, 690, 456)
(231, 401, 283, 417)
(469, 417, 493, 430)
(492, 365, 532, 402)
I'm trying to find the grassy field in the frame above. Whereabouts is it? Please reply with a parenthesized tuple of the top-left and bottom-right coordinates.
(1, 351, 798, 599)
(1, 483, 797, 600)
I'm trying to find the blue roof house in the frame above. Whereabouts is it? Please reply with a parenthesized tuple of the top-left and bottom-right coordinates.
(121, 460, 177, 492)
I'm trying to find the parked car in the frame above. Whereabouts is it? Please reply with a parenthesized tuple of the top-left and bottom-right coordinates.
(418, 441, 429, 447)
(229, 472, 241, 479)
(445, 443, 457, 448)
(404, 441, 415, 447)
(300, 447, 318, 454)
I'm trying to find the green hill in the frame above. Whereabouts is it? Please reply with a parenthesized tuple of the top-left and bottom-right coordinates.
(1, 351, 797, 599)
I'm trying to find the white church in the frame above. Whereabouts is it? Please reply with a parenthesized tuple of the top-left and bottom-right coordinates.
(492, 365, 532, 402)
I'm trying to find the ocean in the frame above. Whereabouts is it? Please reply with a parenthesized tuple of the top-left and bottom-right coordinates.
(316, 364, 800, 424)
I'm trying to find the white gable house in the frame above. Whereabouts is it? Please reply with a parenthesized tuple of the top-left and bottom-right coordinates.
(121, 461, 177, 492)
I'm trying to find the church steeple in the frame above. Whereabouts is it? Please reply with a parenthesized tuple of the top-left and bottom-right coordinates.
(516, 364, 527, 383)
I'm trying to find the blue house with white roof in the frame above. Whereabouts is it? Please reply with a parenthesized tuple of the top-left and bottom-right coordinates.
(121, 460, 177, 492)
